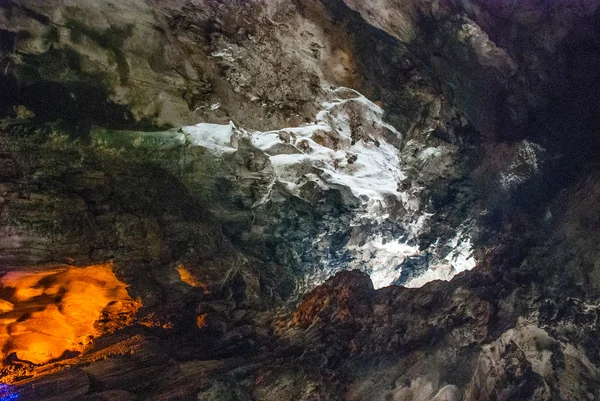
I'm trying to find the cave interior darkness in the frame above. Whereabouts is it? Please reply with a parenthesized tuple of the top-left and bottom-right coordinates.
(1, 1, 600, 400)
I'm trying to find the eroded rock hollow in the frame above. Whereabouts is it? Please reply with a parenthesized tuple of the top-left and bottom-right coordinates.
(1, 0, 600, 400)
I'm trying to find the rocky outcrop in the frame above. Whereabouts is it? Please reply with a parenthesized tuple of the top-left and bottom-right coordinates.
(1, 0, 600, 400)
(0, 0, 439, 131)
(0, 0, 478, 291)
(0, 85, 474, 298)
(275, 173, 600, 399)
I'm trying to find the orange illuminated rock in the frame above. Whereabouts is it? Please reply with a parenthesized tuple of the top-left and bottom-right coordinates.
(196, 314, 208, 329)
(176, 264, 211, 294)
(0, 263, 141, 366)
(292, 270, 374, 327)
(139, 312, 175, 329)
(0, 299, 13, 314)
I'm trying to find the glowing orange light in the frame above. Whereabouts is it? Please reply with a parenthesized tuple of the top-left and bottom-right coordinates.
(196, 314, 208, 329)
(0, 263, 140, 366)
(176, 265, 211, 294)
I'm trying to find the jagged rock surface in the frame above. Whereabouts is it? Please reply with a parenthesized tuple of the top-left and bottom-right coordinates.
(1, 0, 600, 400)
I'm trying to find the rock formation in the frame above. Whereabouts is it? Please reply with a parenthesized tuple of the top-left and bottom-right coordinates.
(1, 0, 600, 400)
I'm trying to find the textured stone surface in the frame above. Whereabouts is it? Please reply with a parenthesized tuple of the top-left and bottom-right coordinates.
(1, 0, 600, 400)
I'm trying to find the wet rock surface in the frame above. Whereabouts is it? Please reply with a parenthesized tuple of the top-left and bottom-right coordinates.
(1, 0, 600, 400)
